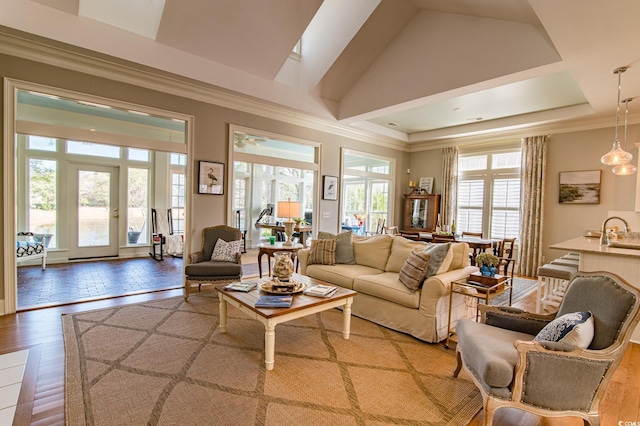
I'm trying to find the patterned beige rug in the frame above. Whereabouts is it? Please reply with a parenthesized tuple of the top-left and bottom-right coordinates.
(63, 291, 482, 425)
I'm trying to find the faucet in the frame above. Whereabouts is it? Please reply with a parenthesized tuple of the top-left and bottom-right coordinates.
(600, 216, 631, 245)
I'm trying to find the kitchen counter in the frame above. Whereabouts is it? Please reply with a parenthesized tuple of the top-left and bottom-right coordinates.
(550, 236, 640, 342)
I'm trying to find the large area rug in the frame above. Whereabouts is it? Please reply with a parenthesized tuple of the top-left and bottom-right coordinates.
(64, 292, 482, 425)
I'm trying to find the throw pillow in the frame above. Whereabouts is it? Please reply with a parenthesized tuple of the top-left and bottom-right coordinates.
(385, 236, 427, 272)
(422, 242, 452, 278)
(352, 234, 394, 269)
(317, 231, 355, 264)
(211, 238, 242, 262)
(308, 239, 337, 265)
(534, 311, 595, 348)
(399, 250, 431, 292)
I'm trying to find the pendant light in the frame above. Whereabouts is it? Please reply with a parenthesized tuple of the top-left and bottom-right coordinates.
(601, 67, 633, 166)
(612, 98, 637, 175)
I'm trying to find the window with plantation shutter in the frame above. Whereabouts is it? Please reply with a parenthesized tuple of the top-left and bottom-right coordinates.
(457, 151, 521, 239)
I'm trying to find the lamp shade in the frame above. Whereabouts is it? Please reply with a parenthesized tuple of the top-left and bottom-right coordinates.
(277, 199, 301, 220)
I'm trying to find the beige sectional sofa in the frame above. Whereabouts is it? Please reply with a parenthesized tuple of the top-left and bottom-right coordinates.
(298, 234, 478, 343)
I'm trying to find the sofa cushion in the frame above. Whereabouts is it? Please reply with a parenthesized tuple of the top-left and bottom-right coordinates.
(399, 250, 431, 291)
(422, 243, 452, 278)
(354, 273, 421, 308)
(352, 234, 393, 269)
(306, 264, 382, 289)
(308, 239, 337, 265)
(457, 319, 535, 388)
(317, 231, 355, 264)
(448, 242, 470, 271)
(534, 311, 594, 348)
(385, 236, 427, 272)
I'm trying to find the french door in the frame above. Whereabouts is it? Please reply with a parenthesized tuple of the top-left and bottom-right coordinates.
(68, 164, 119, 259)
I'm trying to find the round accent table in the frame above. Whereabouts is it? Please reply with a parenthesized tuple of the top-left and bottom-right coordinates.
(256, 242, 304, 278)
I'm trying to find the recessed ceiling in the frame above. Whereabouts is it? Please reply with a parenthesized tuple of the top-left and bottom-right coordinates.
(5, 0, 640, 145)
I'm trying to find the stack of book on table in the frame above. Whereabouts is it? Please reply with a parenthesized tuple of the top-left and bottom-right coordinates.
(224, 281, 258, 292)
(255, 295, 293, 308)
(303, 284, 338, 298)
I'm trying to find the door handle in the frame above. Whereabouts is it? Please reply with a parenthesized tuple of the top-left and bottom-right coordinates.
(114, 214, 119, 218)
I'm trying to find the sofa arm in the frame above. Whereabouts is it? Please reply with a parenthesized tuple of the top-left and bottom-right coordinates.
(298, 248, 310, 274)
(419, 265, 478, 312)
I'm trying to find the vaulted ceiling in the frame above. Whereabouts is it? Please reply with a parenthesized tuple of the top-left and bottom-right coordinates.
(2, 0, 640, 147)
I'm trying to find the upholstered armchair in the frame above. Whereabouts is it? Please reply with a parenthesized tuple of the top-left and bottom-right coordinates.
(184, 225, 242, 300)
(453, 271, 640, 426)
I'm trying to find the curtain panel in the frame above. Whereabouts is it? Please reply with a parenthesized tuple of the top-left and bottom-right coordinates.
(517, 135, 547, 277)
(441, 147, 458, 228)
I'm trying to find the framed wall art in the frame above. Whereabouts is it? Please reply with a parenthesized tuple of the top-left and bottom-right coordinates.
(419, 177, 434, 194)
(198, 161, 225, 195)
(323, 175, 338, 200)
(559, 170, 601, 204)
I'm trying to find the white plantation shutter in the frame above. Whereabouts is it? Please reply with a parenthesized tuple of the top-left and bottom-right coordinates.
(491, 178, 520, 238)
(457, 179, 484, 233)
(457, 151, 521, 239)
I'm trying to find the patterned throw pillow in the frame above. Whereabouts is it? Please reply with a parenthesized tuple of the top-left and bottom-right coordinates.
(211, 238, 242, 262)
(399, 250, 431, 292)
(308, 239, 337, 265)
(317, 231, 355, 264)
(422, 242, 451, 278)
(534, 311, 594, 348)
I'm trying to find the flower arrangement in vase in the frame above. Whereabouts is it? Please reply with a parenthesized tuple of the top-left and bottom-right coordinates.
(475, 252, 499, 277)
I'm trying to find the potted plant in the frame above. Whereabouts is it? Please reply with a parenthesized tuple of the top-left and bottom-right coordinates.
(475, 252, 499, 276)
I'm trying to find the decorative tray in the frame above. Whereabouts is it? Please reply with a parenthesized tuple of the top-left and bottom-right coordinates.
(260, 280, 307, 295)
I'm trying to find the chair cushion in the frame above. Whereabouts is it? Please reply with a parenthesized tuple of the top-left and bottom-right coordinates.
(317, 231, 355, 264)
(398, 250, 430, 291)
(534, 311, 594, 348)
(308, 239, 337, 265)
(456, 319, 535, 389)
(185, 261, 242, 277)
(211, 238, 241, 262)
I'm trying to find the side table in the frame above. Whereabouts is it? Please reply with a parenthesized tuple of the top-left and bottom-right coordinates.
(445, 274, 512, 349)
(257, 242, 304, 278)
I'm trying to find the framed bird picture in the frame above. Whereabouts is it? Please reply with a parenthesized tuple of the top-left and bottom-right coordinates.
(323, 175, 338, 200)
(198, 161, 225, 194)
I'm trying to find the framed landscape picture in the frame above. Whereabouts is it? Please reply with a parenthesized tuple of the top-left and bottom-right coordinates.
(559, 170, 601, 204)
(198, 161, 225, 195)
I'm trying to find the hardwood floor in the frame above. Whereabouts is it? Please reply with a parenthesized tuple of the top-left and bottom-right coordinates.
(1, 277, 638, 425)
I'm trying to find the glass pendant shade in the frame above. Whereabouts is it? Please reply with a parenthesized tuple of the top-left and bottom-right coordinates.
(612, 162, 637, 175)
(601, 140, 633, 165)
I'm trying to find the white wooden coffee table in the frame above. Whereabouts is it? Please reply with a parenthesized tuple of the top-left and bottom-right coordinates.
(215, 274, 356, 370)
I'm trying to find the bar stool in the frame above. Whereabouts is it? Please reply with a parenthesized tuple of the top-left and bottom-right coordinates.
(536, 263, 577, 313)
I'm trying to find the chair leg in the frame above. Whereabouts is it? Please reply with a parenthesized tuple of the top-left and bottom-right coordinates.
(453, 350, 463, 377)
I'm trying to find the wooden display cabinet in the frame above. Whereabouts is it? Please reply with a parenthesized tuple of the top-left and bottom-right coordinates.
(403, 193, 441, 232)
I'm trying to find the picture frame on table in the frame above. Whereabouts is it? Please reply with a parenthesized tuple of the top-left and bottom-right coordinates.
(559, 170, 601, 204)
(198, 161, 225, 195)
(419, 177, 434, 194)
(323, 175, 338, 200)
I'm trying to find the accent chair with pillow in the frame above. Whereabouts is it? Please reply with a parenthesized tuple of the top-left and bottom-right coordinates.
(184, 225, 242, 300)
(453, 271, 640, 426)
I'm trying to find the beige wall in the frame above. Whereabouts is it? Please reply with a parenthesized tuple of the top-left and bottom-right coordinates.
(407, 128, 640, 265)
(1, 53, 409, 301)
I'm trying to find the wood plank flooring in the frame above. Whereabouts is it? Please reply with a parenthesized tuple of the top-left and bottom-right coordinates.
(1, 275, 638, 425)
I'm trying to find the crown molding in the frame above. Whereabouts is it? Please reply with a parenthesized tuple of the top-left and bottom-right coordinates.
(0, 31, 410, 152)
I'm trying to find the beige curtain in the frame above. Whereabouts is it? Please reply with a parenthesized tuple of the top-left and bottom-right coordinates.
(517, 135, 547, 277)
(441, 147, 458, 227)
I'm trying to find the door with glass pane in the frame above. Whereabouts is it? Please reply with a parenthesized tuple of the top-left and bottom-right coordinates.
(68, 164, 119, 259)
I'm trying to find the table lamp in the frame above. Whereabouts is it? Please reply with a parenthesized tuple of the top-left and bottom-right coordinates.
(277, 198, 302, 246)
